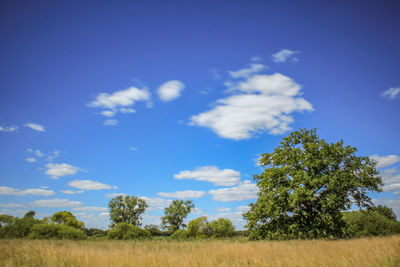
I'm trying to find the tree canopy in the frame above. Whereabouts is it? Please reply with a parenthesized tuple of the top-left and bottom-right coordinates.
(108, 195, 148, 227)
(161, 200, 194, 233)
(51, 211, 84, 229)
(244, 128, 383, 240)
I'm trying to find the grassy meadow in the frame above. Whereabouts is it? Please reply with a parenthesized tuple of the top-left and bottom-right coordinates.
(1, 236, 399, 267)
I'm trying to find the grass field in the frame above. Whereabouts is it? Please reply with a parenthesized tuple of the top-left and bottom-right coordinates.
(1, 236, 399, 266)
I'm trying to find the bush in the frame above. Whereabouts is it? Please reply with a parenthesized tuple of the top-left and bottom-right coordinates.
(29, 223, 87, 240)
(209, 218, 235, 238)
(344, 210, 400, 237)
(107, 223, 151, 240)
(0, 212, 39, 238)
(187, 216, 210, 238)
(169, 229, 188, 240)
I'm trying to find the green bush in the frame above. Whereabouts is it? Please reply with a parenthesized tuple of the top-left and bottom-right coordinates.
(169, 229, 188, 240)
(107, 223, 151, 240)
(29, 223, 87, 240)
(344, 210, 400, 237)
(209, 218, 235, 238)
(0, 212, 39, 238)
(187, 216, 209, 238)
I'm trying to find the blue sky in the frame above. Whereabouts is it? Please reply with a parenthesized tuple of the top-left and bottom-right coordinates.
(1, 0, 399, 229)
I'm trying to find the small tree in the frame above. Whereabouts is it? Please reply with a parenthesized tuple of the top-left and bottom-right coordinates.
(244, 129, 383, 240)
(161, 200, 194, 233)
(51, 211, 84, 229)
(108, 195, 148, 227)
(209, 218, 235, 238)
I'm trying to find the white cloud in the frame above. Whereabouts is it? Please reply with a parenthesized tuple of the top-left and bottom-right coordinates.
(35, 149, 44, 157)
(0, 209, 29, 217)
(139, 197, 172, 210)
(235, 205, 250, 212)
(216, 207, 231, 212)
(373, 196, 400, 219)
(0, 203, 25, 208)
(88, 86, 150, 118)
(381, 87, 400, 100)
(45, 163, 81, 179)
(105, 192, 127, 198)
(0, 186, 55, 196)
(26, 157, 36, 163)
(157, 80, 185, 102)
(60, 190, 84, 194)
(0, 125, 18, 132)
(208, 180, 258, 202)
(72, 206, 108, 212)
(103, 119, 118, 126)
(157, 190, 206, 199)
(228, 64, 266, 79)
(129, 147, 139, 151)
(69, 179, 114, 190)
(190, 72, 313, 140)
(174, 166, 241, 186)
(381, 168, 400, 192)
(272, 49, 300, 63)
(370, 154, 400, 169)
(46, 150, 59, 161)
(30, 198, 82, 207)
(250, 55, 262, 62)
(24, 123, 45, 132)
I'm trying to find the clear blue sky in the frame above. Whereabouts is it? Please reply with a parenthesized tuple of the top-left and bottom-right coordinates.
(1, 0, 399, 229)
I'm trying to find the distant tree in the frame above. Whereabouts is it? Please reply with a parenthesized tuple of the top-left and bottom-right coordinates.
(108, 195, 148, 227)
(0, 214, 16, 227)
(187, 216, 209, 238)
(209, 218, 235, 238)
(161, 200, 194, 233)
(0, 211, 39, 238)
(51, 211, 84, 229)
(244, 129, 383, 240)
(370, 205, 397, 221)
(107, 222, 151, 240)
(144, 224, 163, 236)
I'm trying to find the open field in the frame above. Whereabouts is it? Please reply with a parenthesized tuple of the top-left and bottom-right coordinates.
(1, 236, 400, 267)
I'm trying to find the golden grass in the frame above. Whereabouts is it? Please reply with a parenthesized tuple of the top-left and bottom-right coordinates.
(1, 236, 399, 267)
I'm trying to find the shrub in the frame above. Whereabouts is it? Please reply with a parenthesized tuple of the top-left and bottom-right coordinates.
(187, 216, 210, 238)
(209, 218, 235, 238)
(29, 223, 87, 240)
(344, 210, 400, 237)
(107, 223, 151, 240)
(169, 229, 188, 240)
(0, 212, 39, 238)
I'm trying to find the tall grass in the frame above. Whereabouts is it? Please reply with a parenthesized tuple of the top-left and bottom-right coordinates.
(1, 236, 399, 266)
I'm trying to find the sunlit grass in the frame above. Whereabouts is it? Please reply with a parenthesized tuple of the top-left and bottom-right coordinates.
(1, 236, 399, 266)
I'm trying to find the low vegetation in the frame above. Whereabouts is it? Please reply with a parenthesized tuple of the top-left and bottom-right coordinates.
(1, 236, 399, 266)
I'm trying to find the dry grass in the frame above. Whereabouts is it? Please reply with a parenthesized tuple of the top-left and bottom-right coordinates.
(1, 236, 399, 266)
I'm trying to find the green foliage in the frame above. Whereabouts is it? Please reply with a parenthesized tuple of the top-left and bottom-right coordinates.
(244, 129, 383, 240)
(209, 218, 235, 238)
(84, 227, 108, 237)
(144, 224, 165, 236)
(169, 229, 188, 240)
(107, 222, 151, 240)
(161, 200, 194, 233)
(187, 216, 210, 238)
(344, 210, 400, 237)
(51, 211, 84, 229)
(29, 223, 87, 240)
(108, 195, 148, 227)
(0, 211, 40, 238)
(370, 205, 397, 221)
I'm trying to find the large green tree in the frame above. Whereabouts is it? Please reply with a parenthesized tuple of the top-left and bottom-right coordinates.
(51, 211, 84, 229)
(244, 129, 383, 240)
(108, 195, 148, 227)
(161, 200, 194, 232)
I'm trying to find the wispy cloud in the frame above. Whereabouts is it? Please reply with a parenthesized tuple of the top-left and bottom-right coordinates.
(0, 125, 18, 132)
(0, 203, 25, 208)
(139, 197, 172, 210)
(370, 154, 400, 169)
(0, 186, 55, 196)
(24, 123, 45, 132)
(60, 190, 84, 194)
(174, 166, 241, 186)
(381, 87, 400, 100)
(208, 180, 258, 202)
(228, 64, 266, 79)
(69, 179, 115, 190)
(105, 192, 127, 198)
(381, 168, 400, 192)
(25, 157, 36, 163)
(157, 80, 185, 102)
(72, 206, 108, 212)
(103, 119, 118, 126)
(30, 198, 82, 207)
(271, 49, 300, 63)
(45, 163, 82, 179)
(157, 190, 206, 199)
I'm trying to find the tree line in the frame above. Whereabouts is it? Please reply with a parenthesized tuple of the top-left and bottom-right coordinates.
(1, 129, 399, 240)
